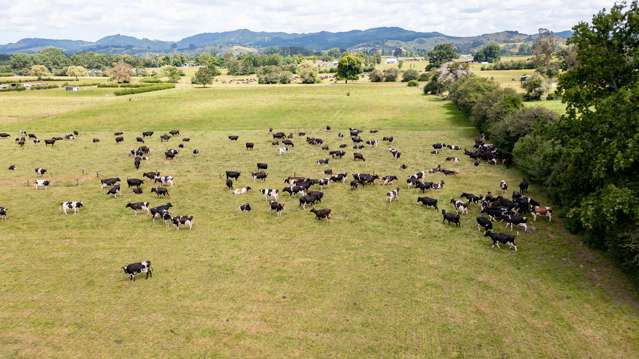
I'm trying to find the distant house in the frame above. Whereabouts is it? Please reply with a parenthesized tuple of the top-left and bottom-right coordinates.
(385, 58, 398, 65)
(65, 86, 80, 92)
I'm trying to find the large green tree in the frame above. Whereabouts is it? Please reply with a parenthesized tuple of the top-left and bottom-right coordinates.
(336, 53, 363, 84)
(426, 43, 459, 70)
(473, 43, 501, 63)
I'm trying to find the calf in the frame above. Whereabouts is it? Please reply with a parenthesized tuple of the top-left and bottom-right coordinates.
(92, 138, 100, 143)
(136, 137, 144, 143)
(277, 147, 289, 155)
(125, 202, 150, 215)
(417, 196, 438, 209)
(485, 231, 517, 251)
(310, 208, 331, 220)
(165, 149, 178, 160)
(8, 164, 15, 171)
(151, 187, 169, 197)
(61, 201, 83, 215)
(442, 210, 461, 226)
(387, 188, 400, 202)
(499, 180, 508, 192)
(122, 260, 152, 281)
(233, 186, 251, 195)
(34, 179, 50, 190)
(169, 129, 180, 136)
(192, 149, 200, 156)
(106, 184, 121, 198)
(270, 202, 284, 216)
(532, 206, 552, 222)
(132, 187, 143, 194)
(172, 215, 194, 230)
(260, 188, 279, 201)
(445, 157, 460, 163)
(476, 216, 493, 232)
(239, 203, 252, 212)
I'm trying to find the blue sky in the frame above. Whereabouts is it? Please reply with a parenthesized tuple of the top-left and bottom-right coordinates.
(0, 0, 615, 43)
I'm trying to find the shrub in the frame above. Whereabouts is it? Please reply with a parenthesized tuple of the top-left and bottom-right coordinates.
(401, 69, 419, 82)
(279, 71, 292, 84)
(522, 73, 549, 100)
(113, 83, 175, 96)
(487, 106, 557, 153)
(297, 61, 320, 84)
(369, 69, 384, 82)
(418, 72, 430, 82)
(407, 80, 419, 87)
(383, 68, 399, 82)
(0, 72, 14, 77)
(448, 76, 499, 115)
(470, 87, 523, 132)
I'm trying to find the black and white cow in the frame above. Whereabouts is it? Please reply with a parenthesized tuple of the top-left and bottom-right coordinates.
(499, 180, 508, 192)
(61, 201, 83, 215)
(165, 149, 178, 160)
(0, 206, 7, 220)
(106, 184, 121, 198)
(100, 177, 120, 188)
(270, 202, 284, 216)
(172, 215, 194, 230)
(151, 187, 169, 197)
(382, 175, 398, 185)
(34, 179, 50, 190)
(233, 186, 251, 195)
(155, 175, 174, 186)
(125, 202, 150, 215)
(122, 260, 152, 281)
(252, 171, 268, 181)
(476, 216, 493, 232)
(35, 167, 47, 176)
(143, 172, 160, 180)
(260, 188, 279, 201)
(387, 188, 400, 202)
(485, 231, 517, 251)
(239, 203, 252, 212)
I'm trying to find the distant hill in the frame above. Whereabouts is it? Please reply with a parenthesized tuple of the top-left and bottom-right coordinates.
(0, 27, 572, 55)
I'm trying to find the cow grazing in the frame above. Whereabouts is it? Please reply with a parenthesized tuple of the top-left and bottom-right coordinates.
(34, 179, 50, 190)
(461, 192, 483, 205)
(446, 157, 460, 163)
(310, 208, 331, 220)
(260, 188, 279, 201)
(270, 202, 284, 216)
(106, 184, 121, 198)
(387, 188, 400, 202)
(225, 171, 241, 181)
(417, 196, 438, 209)
(93, 138, 100, 143)
(239, 203, 252, 212)
(151, 187, 169, 197)
(160, 134, 171, 142)
(126, 202, 150, 215)
(431, 180, 445, 190)
(532, 206, 552, 222)
(165, 149, 178, 160)
(505, 214, 527, 232)
(353, 153, 365, 161)
(485, 231, 517, 251)
(8, 165, 15, 171)
(257, 163, 268, 170)
(0, 207, 7, 220)
(252, 171, 268, 181)
(476, 216, 493, 232)
(150, 203, 172, 222)
(44, 138, 56, 146)
(282, 139, 294, 147)
(324, 169, 333, 176)
(132, 187, 143, 194)
(142, 131, 154, 137)
(172, 215, 194, 230)
(317, 158, 329, 165)
(122, 260, 152, 281)
(115, 136, 124, 144)
(136, 137, 145, 143)
(245, 142, 254, 150)
(225, 179, 234, 190)
(61, 201, 83, 215)
(127, 178, 144, 188)
(192, 149, 200, 156)
(143, 172, 159, 180)
(233, 186, 251, 195)
(169, 130, 180, 136)
(442, 210, 461, 226)
(447, 144, 461, 150)
(134, 156, 142, 169)
(34, 167, 47, 176)
(383, 136, 394, 142)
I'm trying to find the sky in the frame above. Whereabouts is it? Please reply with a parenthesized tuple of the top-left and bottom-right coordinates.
(0, 0, 615, 43)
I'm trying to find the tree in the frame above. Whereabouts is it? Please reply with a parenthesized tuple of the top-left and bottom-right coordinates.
(336, 53, 363, 84)
(487, 106, 557, 153)
(162, 65, 181, 83)
(110, 61, 132, 83)
(426, 43, 458, 70)
(297, 61, 320, 84)
(369, 69, 384, 82)
(532, 29, 560, 78)
(192, 66, 216, 87)
(9, 54, 34, 74)
(447, 75, 498, 115)
(473, 43, 501, 63)
(522, 73, 549, 100)
(383, 68, 399, 82)
(29, 65, 50, 79)
(65, 65, 88, 79)
(401, 69, 419, 82)
(35, 48, 69, 71)
(470, 87, 523, 132)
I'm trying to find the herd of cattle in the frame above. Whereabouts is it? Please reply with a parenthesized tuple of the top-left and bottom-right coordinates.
(0, 126, 554, 280)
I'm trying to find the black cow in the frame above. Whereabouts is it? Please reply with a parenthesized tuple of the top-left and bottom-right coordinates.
(126, 178, 144, 188)
(417, 196, 438, 209)
(142, 131, 154, 137)
(226, 171, 241, 180)
(270, 202, 284, 216)
(476, 216, 493, 232)
(245, 142, 254, 150)
(257, 162, 268, 170)
(485, 231, 517, 251)
(442, 210, 461, 226)
(239, 203, 252, 212)
(169, 129, 180, 136)
(310, 208, 331, 220)
(115, 136, 124, 144)
(151, 187, 169, 197)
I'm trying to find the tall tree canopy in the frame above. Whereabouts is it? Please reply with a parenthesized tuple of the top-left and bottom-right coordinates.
(426, 44, 459, 70)
(336, 53, 363, 84)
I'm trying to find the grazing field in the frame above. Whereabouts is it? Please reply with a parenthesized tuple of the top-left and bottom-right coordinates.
(0, 83, 637, 358)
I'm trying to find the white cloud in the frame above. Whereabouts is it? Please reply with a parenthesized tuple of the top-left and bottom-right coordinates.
(0, 0, 615, 43)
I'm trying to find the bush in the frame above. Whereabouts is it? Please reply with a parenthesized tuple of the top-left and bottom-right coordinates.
(522, 74, 548, 100)
(470, 87, 523, 132)
(113, 83, 175, 96)
(297, 61, 320, 84)
(97, 83, 121, 88)
(0, 86, 26, 92)
(279, 71, 292, 84)
(423, 73, 444, 95)
(369, 69, 384, 82)
(487, 106, 557, 153)
(418, 72, 430, 82)
(481, 60, 535, 71)
(407, 80, 419, 87)
(401, 69, 419, 82)
(448, 76, 499, 115)
(383, 68, 399, 82)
